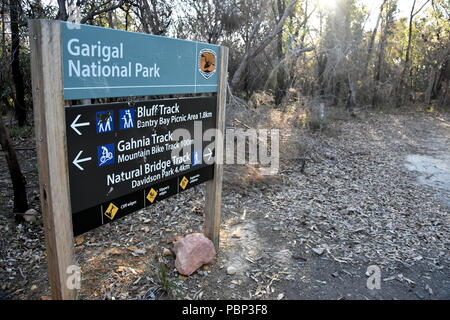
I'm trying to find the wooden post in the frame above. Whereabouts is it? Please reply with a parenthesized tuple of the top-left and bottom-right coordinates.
(204, 46, 228, 250)
(29, 19, 77, 300)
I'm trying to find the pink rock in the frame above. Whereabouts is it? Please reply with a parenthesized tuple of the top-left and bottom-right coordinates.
(173, 233, 216, 276)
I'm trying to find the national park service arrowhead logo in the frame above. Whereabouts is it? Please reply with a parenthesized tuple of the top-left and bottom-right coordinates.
(198, 49, 216, 79)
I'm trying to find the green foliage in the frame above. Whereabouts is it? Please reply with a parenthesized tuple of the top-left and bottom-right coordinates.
(7, 125, 32, 139)
(149, 262, 183, 299)
(0, 0, 448, 127)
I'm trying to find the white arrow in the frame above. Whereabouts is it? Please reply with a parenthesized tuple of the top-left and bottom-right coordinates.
(204, 148, 213, 161)
(73, 150, 92, 171)
(70, 114, 90, 135)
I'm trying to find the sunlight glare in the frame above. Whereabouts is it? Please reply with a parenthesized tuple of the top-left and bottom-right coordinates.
(316, 0, 339, 11)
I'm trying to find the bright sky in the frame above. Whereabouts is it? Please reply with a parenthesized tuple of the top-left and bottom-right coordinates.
(44, 0, 431, 16)
(368, 0, 432, 30)
(367, 0, 432, 20)
(307, 0, 433, 32)
(319, 0, 431, 15)
(44, 0, 433, 31)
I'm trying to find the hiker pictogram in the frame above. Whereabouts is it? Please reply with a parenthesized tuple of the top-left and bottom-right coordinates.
(96, 110, 114, 133)
(119, 108, 135, 130)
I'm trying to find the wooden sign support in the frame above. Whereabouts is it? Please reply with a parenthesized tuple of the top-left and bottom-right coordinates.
(29, 19, 228, 299)
(204, 46, 228, 250)
(29, 20, 77, 300)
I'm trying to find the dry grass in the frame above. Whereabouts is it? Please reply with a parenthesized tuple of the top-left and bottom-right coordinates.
(223, 90, 346, 190)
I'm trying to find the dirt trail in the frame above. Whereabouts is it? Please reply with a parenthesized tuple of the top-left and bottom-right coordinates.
(205, 109, 450, 300)
(0, 108, 449, 300)
(404, 117, 450, 209)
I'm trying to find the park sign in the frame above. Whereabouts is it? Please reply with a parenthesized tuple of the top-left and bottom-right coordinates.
(61, 21, 220, 99)
(29, 19, 228, 299)
(66, 97, 217, 235)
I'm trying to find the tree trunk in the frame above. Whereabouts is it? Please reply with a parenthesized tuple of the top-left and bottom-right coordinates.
(372, 1, 394, 107)
(140, 0, 152, 33)
(56, 0, 68, 20)
(434, 52, 449, 100)
(274, 0, 286, 106)
(395, 0, 430, 107)
(438, 81, 449, 107)
(425, 69, 436, 104)
(395, 0, 416, 107)
(10, 0, 27, 126)
(332, 80, 341, 106)
(363, 0, 387, 77)
(317, 53, 327, 97)
(346, 74, 356, 113)
(372, 37, 385, 106)
(0, 111, 29, 215)
(230, 0, 298, 90)
(108, 11, 115, 28)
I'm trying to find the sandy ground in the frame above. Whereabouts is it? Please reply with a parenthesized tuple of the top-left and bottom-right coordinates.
(404, 127, 450, 209)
